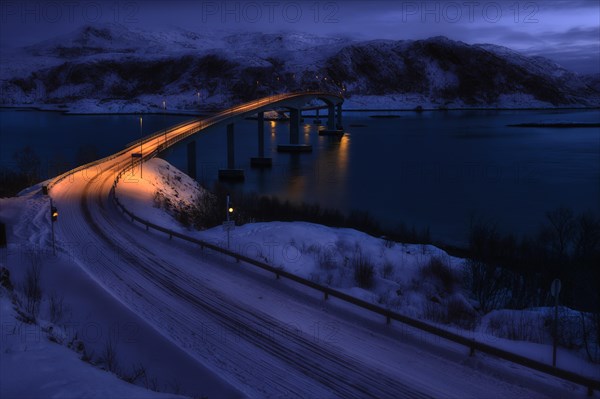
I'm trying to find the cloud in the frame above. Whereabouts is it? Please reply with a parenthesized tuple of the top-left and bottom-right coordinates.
(541, 26, 600, 42)
(0, 0, 598, 73)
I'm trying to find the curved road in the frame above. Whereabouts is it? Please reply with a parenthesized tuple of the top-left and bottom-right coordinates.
(49, 93, 565, 398)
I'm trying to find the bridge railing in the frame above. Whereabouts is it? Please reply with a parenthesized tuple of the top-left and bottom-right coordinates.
(46, 116, 203, 193)
(46, 91, 344, 193)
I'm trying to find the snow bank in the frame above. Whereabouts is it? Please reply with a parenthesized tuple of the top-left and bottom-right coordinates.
(0, 292, 186, 399)
(0, 190, 242, 398)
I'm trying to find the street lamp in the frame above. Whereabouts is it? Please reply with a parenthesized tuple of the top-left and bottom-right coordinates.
(225, 195, 235, 249)
(226, 195, 234, 221)
(50, 198, 58, 255)
(162, 100, 167, 145)
(139, 116, 143, 178)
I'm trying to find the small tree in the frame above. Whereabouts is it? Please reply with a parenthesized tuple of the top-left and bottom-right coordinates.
(22, 255, 43, 319)
(13, 146, 41, 186)
(75, 144, 99, 166)
(352, 249, 375, 288)
(541, 206, 575, 261)
(573, 211, 600, 262)
(466, 260, 503, 312)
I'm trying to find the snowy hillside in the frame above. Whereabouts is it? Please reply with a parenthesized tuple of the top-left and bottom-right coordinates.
(116, 159, 600, 381)
(1, 24, 598, 112)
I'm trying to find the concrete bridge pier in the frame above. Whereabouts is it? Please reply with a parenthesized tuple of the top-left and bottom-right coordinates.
(218, 123, 245, 180)
(327, 103, 335, 130)
(314, 108, 322, 125)
(251, 112, 272, 167)
(318, 103, 345, 137)
(277, 108, 312, 153)
(290, 108, 300, 144)
(187, 141, 197, 180)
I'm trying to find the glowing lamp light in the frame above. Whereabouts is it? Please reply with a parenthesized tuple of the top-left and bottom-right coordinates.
(51, 206, 58, 222)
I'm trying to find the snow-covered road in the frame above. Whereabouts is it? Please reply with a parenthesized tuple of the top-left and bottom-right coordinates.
(44, 100, 588, 398)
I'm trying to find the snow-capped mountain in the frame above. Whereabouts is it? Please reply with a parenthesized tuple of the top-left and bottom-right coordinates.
(1, 24, 598, 112)
(326, 37, 597, 107)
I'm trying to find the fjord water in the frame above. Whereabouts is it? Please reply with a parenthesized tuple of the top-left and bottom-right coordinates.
(2, 108, 598, 246)
(161, 109, 600, 246)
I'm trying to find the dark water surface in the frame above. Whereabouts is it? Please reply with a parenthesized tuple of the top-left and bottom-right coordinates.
(2, 108, 598, 245)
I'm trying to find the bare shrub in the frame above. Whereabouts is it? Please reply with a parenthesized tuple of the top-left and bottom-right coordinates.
(175, 201, 192, 228)
(49, 292, 64, 323)
(486, 310, 545, 343)
(68, 333, 86, 356)
(465, 259, 511, 312)
(377, 290, 402, 310)
(309, 273, 321, 284)
(445, 295, 478, 330)
(335, 239, 353, 255)
(100, 338, 119, 374)
(324, 273, 334, 286)
(168, 379, 182, 395)
(314, 247, 337, 270)
(381, 261, 394, 279)
(123, 363, 147, 384)
(13, 146, 41, 185)
(422, 294, 478, 329)
(0, 267, 14, 291)
(420, 257, 458, 294)
(153, 191, 166, 209)
(148, 376, 160, 392)
(382, 236, 395, 249)
(581, 311, 600, 363)
(547, 307, 586, 350)
(423, 301, 445, 323)
(22, 255, 43, 319)
(541, 207, 575, 260)
(351, 249, 375, 288)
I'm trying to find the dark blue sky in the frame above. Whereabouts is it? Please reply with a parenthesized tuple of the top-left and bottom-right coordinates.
(1, 0, 598, 73)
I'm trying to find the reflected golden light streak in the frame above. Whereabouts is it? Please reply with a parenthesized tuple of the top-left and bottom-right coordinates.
(337, 135, 350, 176)
(304, 124, 311, 135)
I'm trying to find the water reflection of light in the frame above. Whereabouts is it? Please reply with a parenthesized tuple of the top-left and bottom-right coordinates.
(337, 134, 350, 176)
(304, 124, 311, 135)
(287, 175, 307, 201)
(270, 120, 276, 137)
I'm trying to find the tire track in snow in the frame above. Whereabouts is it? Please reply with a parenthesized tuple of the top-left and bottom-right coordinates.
(71, 162, 433, 398)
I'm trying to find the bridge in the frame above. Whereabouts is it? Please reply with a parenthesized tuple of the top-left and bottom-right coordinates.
(157, 91, 344, 181)
(47, 91, 344, 194)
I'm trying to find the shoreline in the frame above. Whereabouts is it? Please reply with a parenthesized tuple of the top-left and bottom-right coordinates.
(2, 104, 600, 116)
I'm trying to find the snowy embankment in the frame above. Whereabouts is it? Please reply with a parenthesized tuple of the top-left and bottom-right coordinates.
(2, 92, 570, 115)
(0, 188, 242, 398)
(341, 93, 560, 110)
(0, 292, 187, 399)
(116, 158, 600, 382)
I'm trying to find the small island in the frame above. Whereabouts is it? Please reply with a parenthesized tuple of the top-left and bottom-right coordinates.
(508, 122, 600, 128)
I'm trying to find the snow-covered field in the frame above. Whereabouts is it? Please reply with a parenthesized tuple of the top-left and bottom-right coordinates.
(2, 155, 599, 398)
